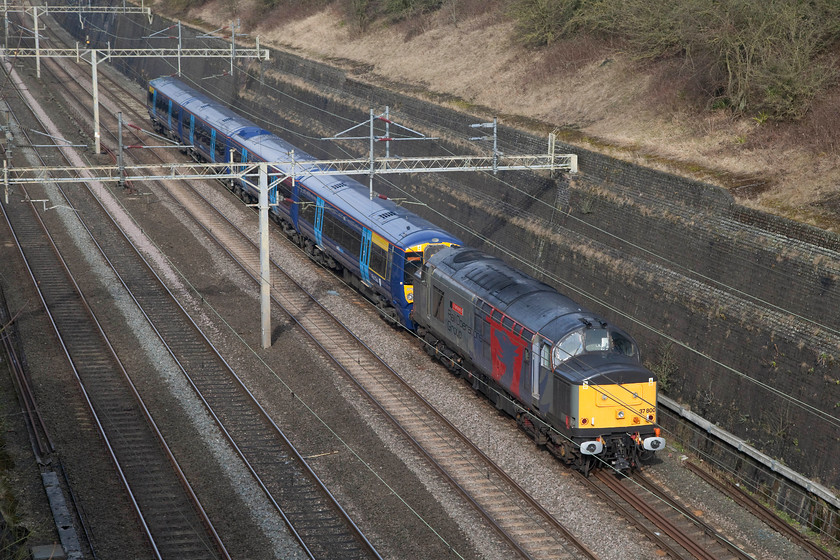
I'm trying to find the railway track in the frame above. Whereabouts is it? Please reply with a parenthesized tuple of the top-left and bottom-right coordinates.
(16, 35, 383, 560)
(0, 287, 55, 467)
(15, 7, 830, 560)
(13, 16, 601, 555)
(43, 23, 804, 560)
(682, 460, 836, 560)
(0, 113, 227, 559)
(579, 468, 752, 560)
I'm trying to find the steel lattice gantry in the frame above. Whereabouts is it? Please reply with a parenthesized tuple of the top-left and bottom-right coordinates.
(3, 147, 577, 348)
(2, 152, 578, 187)
(2, 4, 269, 153)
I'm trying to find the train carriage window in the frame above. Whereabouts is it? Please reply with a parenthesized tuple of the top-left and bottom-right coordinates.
(323, 210, 343, 243)
(155, 93, 168, 114)
(301, 200, 316, 225)
(322, 209, 337, 238)
(491, 310, 502, 322)
(432, 286, 445, 322)
(215, 136, 227, 161)
(502, 317, 514, 330)
(370, 244, 388, 278)
(319, 206, 362, 256)
(347, 227, 361, 256)
(194, 121, 211, 150)
(277, 177, 293, 199)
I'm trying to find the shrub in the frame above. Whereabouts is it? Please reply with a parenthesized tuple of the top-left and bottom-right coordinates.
(508, 0, 581, 47)
(509, 0, 840, 119)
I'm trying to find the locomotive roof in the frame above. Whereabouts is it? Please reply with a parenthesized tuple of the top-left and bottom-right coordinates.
(149, 77, 459, 249)
(430, 247, 602, 342)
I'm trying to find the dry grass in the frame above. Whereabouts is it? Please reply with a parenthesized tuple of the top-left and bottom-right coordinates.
(164, 0, 840, 233)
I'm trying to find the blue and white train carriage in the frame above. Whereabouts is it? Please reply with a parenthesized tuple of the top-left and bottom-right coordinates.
(147, 76, 461, 327)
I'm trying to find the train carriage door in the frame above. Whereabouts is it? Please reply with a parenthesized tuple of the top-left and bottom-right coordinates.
(151, 89, 157, 116)
(268, 174, 279, 206)
(177, 107, 183, 139)
(189, 114, 195, 145)
(167, 99, 173, 129)
(210, 129, 217, 162)
(531, 335, 545, 404)
(360, 228, 372, 285)
(314, 197, 325, 247)
(520, 331, 532, 403)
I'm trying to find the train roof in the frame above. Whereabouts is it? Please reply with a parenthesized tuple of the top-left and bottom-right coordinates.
(149, 77, 459, 249)
(430, 247, 604, 342)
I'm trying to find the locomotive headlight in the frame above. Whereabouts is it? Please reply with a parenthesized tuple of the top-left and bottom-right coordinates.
(616, 410, 625, 419)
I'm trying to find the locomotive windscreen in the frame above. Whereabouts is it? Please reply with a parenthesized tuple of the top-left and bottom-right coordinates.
(404, 252, 423, 283)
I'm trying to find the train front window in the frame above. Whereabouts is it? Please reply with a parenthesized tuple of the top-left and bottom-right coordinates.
(553, 328, 611, 366)
(583, 329, 610, 352)
(611, 331, 639, 358)
(404, 252, 422, 284)
(553, 331, 583, 365)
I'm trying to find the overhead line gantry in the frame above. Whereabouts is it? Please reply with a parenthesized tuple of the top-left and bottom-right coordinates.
(1, 6, 269, 153)
(3, 134, 577, 348)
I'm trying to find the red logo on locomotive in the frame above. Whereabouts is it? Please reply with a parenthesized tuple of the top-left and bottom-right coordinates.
(489, 319, 528, 398)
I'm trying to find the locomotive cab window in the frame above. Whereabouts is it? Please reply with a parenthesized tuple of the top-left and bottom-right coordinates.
(584, 328, 610, 352)
(553, 331, 583, 365)
(553, 327, 636, 366)
(611, 331, 639, 358)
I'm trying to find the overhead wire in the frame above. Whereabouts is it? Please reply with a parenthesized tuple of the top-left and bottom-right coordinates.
(79, 12, 840, 430)
(194, 56, 840, 431)
(14, 38, 471, 556)
(59, 8, 837, 538)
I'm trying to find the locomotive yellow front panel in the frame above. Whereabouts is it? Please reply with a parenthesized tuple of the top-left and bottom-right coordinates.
(576, 380, 657, 429)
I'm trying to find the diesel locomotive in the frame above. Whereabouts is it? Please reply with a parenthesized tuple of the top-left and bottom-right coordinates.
(411, 247, 665, 474)
(147, 77, 664, 474)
